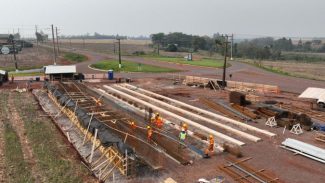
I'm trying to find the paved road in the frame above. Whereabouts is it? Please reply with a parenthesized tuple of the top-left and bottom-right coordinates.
(63, 47, 325, 93)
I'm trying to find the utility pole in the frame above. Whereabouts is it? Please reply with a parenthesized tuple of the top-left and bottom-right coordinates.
(9, 34, 18, 71)
(69, 38, 72, 49)
(230, 33, 234, 60)
(12, 36, 18, 71)
(35, 25, 40, 58)
(51, 24, 57, 65)
(55, 27, 60, 55)
(117, 38, 122, 68)
(222, 35, 230, 88)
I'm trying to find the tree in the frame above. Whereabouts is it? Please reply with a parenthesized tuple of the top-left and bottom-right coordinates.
(192, 36, 206, 51)
(151, 33, 165, 54)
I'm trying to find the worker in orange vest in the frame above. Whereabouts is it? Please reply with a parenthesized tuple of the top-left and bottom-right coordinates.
(182, 123, 188, 133)
(130, 121, 136, 130)
(147, 126, 153, 142)
(204, 135, 214, 158)
(152, 112, 164, 129)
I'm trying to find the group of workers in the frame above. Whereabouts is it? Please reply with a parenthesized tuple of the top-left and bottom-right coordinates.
(131, 112, 215, 157)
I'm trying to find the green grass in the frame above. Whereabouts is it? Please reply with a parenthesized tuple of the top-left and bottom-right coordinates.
(0, 92, 34, 183)
(282, 52, 325, 63)
(13, 93, 92, 183)
(9, 72, 44, 77)
(144, 55, 227, 68)
(91, 60, 179, 73)
(0, 66, 43, 72)
(63, 52, 87, 62)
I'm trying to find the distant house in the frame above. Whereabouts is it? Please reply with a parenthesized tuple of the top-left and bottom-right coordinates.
(0, 34, 10, 45)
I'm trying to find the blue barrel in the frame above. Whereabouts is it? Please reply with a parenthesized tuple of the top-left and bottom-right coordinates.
(108, 70, 114, 80)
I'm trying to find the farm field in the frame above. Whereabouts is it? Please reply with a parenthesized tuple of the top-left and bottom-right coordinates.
(0, 90, 96, 183)
(0, 46, 87, 71)
(246, 60, 325, 81)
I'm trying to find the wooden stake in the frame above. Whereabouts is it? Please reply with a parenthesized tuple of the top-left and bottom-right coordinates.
(89, 128, 98, 163)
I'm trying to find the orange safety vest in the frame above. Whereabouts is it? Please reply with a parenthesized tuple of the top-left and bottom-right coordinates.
(147, 129, 153, 139)
(209, 138, 214, 151)
(155, 117, 163, 128)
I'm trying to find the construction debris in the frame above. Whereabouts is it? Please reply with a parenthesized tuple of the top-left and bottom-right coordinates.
(281, 138, 325, 163)
(219, 157, 280, 183)
(315, 133, 325, 143)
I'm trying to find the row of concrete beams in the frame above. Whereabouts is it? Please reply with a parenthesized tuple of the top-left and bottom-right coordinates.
(122, 83, 276, 138)
(103, 85, 245, 146)
(113, 84, 261, 143)
(93, 87, 224, 153)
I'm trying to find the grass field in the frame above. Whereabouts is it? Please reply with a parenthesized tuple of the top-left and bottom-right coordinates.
(243, 59, 325, 81)
(1, 92, 34, 183)
(91, 60, 179, 73)
(9, 72, 44, 77)
(13, 93, 92, 182)
(0, 91, 95, 183)
(144, 55, 227, 68)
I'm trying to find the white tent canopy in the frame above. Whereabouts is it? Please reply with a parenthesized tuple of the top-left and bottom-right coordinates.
(44, 65, 76, 74)
(299, 87, 325, 101)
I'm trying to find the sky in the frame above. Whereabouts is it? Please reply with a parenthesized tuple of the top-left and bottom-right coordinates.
(1, 0, 325, 38)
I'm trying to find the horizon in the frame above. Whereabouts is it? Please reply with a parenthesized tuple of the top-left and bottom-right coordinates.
(1, 0, 325, 39)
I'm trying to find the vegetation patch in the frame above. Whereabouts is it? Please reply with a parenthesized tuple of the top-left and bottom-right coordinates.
(91, 60, 179, 73)
(64, 52, 87, 62)
(0, 92, 34, 183)
(13, 93, 92, 183)
(9, 72, 44, 77)
(145, 55, 228, 68)
(242, 60, 324, 81)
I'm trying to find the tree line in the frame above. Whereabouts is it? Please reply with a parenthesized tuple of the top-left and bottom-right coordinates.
(151, 32, 325, 60)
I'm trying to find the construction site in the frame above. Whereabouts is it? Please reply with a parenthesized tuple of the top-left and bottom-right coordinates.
(1, 50, 325, 182)
(1, 1, 325, 183)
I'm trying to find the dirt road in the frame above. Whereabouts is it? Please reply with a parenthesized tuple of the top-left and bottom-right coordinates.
(58, 47, 325, 93)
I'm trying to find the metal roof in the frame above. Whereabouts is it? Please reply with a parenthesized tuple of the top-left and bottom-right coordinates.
(281, 138, 325, 163)
(44, 65, 76, 74)
(299, 87, 325, 100)
(0, 70, 6, 75)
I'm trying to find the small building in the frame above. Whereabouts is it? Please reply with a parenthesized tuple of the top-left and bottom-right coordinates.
(0, 34, 10, 45)
(44, 65, 77, 81)
(299, 87, 325, 109)
(0, 70, 8, 85)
